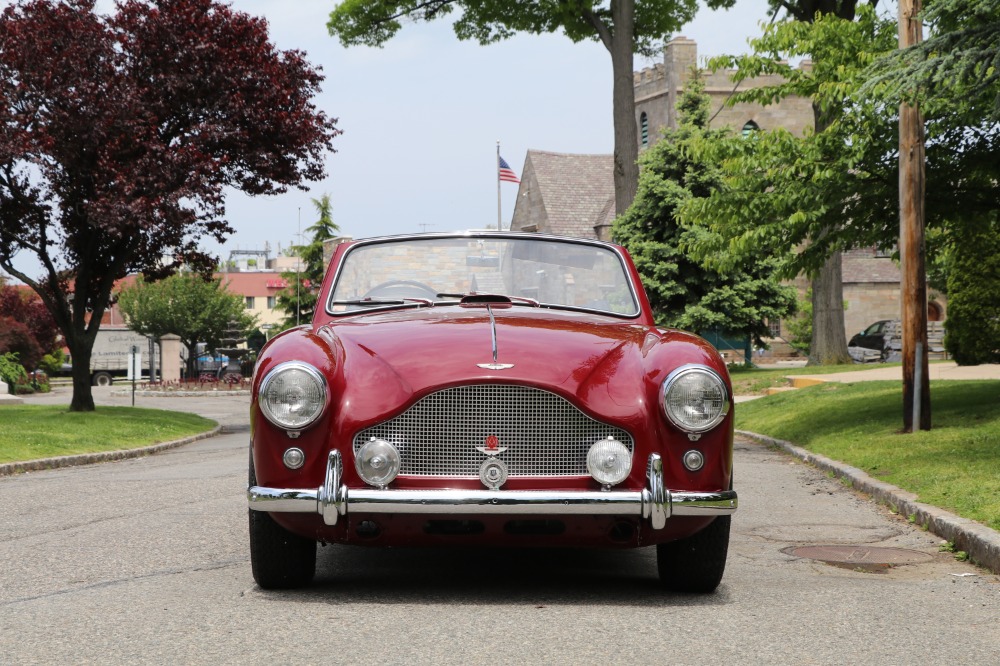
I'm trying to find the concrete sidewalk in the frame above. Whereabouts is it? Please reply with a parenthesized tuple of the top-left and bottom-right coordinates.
(794, 361, 1000, 383)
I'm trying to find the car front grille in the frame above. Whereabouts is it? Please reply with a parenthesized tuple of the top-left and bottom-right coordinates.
(352, 384, 634, 477)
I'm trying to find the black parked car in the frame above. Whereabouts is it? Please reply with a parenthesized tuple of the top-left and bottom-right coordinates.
(849, 320, 893, 360)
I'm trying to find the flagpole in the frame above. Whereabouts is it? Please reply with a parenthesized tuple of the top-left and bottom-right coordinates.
(496, 140, 502, 230)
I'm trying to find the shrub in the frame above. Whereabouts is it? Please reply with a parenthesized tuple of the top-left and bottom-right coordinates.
(945, 214, 1000, 365)
(0, 316, 44, 370)
(0, 352, 28, 394)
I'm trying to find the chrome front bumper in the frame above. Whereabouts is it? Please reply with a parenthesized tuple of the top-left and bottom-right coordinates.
(247, 451, 737, 530)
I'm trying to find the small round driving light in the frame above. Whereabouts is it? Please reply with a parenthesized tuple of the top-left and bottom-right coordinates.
(283, 447, 305, 470)
(587, 436, 632, 487)
(682, 449, 705, 472)
(356, 438, 401, 488)
(661, 365, 730, 433)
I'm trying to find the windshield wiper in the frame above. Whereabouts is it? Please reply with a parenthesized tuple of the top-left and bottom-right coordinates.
(436, 293, 541, 307)
(331, 297, 433, 307)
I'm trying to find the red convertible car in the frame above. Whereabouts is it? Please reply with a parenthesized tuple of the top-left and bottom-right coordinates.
(248, 232, 737, 591)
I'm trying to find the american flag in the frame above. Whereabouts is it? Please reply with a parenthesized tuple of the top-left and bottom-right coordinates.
(498, 156, 520, 184)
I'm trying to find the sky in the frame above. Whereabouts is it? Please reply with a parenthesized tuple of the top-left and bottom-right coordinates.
(4, 0, 783, 280)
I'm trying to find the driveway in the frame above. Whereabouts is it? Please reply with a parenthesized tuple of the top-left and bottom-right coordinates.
(1, 387, 998, 664)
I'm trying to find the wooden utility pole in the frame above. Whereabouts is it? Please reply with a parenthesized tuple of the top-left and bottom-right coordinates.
(899, 0, 931, 432)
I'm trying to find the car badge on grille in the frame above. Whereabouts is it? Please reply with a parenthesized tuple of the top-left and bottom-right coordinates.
(476, 435, 508, 456)
(477, 436, 508, 489)
(477, 362, 515, 370)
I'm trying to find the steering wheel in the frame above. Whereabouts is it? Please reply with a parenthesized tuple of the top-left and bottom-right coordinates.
(362, 279, 438, 300)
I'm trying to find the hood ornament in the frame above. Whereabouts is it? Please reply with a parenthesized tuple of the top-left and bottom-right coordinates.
(477, 304, 514, 370)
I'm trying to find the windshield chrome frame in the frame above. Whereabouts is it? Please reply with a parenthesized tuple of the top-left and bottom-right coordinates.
(323, 231, 643, 319)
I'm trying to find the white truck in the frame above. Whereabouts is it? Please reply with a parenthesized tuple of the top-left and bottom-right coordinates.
(70, 327, 159, 386)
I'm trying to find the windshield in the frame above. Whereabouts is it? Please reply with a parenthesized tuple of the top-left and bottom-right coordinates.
(327, 235, 640, 317)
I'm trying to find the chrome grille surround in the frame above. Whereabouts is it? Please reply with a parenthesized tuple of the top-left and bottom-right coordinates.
(352, 384, 634, 478)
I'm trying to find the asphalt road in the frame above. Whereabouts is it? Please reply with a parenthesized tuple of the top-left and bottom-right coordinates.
(1, 390, 998, 665)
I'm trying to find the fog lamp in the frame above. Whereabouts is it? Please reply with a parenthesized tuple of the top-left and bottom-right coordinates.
(283, 447, 305, 470)
(682, 449, 705, 472)
(356, 438, 401, 488)
(587, 436, 632, 487)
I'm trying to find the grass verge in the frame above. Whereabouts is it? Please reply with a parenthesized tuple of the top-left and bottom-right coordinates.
(0, 405, 217, 464)
(727, 363, 886, 395)
(736, 380, 1000, 531)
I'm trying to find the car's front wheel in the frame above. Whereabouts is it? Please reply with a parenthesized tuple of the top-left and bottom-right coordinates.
(656, 516, 731, 593)
(248, 457, 316, 589)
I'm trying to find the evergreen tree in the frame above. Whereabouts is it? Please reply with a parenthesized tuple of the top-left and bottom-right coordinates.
(275, 194, 341, 329)
(614, 71, 797, 346)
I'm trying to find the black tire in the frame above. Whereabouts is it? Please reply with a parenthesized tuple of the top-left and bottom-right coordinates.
(248, 456, 316, 589)
(92, 372, 113, 387)
(656, 516, 731, 593)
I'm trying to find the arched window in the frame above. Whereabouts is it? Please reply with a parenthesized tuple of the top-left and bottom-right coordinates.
(640, 112, 649, 147)
(741, 120, 760, 138)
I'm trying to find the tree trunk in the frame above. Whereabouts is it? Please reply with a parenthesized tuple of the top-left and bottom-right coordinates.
(807, 101, 850, 365)
(68, 338, 95, 412)
(808, 251, 852, 365)
(610, 0, 639, 215)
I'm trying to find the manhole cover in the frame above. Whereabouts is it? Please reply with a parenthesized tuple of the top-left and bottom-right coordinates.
(784, 545, 933, 572)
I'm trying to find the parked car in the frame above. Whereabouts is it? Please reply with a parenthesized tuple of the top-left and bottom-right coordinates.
(848, 319, 893, 361)
(247, 233, 737, 591)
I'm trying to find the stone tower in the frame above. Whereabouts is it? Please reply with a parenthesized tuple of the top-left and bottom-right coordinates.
(634, 37, 814, 150)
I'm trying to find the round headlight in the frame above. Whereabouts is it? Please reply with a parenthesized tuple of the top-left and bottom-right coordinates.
(356, 438, 401, 488)
(661, 365, 730, 433)
(587, 436, 632, 486)
(259, 362, 327, 430)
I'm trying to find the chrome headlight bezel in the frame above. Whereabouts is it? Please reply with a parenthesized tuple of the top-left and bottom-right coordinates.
(258, 361, 328, 431)
(660, 364, 730, 434)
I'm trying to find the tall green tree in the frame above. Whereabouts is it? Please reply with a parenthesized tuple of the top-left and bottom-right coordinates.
(0, 0, 339, 411)
(327, 0, 734, 215)
(684, 5, 897, 365)
(275, 194, 341, 329)
(117, 273, 257, 379)
(614, 71, 797, 343)
(692, 1, 881, 365)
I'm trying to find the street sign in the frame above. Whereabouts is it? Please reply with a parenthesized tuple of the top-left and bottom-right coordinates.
(127, 345, 142, 381)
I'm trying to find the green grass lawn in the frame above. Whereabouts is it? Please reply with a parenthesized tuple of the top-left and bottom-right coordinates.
(736, 380, 1000, 531)
(0, 405, 217, 464)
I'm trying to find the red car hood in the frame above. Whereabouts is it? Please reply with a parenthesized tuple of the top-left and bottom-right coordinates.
(325, 306, 654, 422)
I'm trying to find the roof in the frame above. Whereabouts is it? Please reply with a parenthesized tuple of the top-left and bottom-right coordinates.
(216, 272, 291, 296)
(524, 150, 615, 238)
(842, 250, 902, 284)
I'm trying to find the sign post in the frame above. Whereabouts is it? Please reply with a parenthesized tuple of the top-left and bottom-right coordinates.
(128, 345, 142, 407)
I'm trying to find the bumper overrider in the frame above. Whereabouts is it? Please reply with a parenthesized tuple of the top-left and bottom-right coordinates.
(248, 451, 737, 529)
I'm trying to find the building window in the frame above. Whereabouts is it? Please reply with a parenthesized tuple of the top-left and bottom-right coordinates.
(267, 296, 276, 309)
(742, 120, 760, 138)
(640, 112, 649, 147)
(245, 296, 255, 309)
(767, 318, 782, 338)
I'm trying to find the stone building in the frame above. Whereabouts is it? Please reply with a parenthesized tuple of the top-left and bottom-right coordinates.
(509, 37, 941, 352)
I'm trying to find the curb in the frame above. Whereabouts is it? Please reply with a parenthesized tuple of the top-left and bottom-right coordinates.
(737, 429, 1000, 575)
(0, 425, 222, 477)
